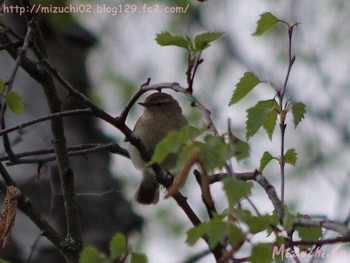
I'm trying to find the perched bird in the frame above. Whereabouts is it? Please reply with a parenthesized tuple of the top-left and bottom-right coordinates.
(128, 92, 188, 205)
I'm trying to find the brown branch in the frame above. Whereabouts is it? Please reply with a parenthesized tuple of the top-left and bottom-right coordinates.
(194, 169, 217, 219)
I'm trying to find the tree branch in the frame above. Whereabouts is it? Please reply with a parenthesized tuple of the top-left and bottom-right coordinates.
(0, 109, 93, 137)
(1, 143, 129, 166)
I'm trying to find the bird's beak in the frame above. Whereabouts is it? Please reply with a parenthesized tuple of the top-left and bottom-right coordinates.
(138, 102, 149, 107)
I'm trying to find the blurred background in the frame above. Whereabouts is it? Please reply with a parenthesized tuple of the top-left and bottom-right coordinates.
(1, 0, 350, 262)
(80, 1, 350, 262)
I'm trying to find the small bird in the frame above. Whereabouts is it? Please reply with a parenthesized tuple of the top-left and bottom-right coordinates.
(127, 92, 188, 205)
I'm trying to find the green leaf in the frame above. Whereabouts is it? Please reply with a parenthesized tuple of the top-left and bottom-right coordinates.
(109, 233, 128, 260)
(206, 219, 229, 249)
(199, 135, 233, 171)
(284, 148, 297, 166)
(296, 226, 323, 241)
(246, 214, 272, 234)
(263, 108, 278, 140)
(130, 252, 148, 263)
(229, 72, 261, 105)
(228, 223, 245, 247)
(187, 218, 231, 249)
(228, 133, 250, 161)
(149, 125, 206, 165)
(296, 225, 323, 250)
(155, 31, 190, 50)
(79, 246, 104, 263)
(234, 208, 253, 222)
(5, 91, 24, 115)
(252, 12, 280, 36)
(186, 224, 206, 247)
(291, 102, 306, 128)
(282, 205, 293, 232)
(259, 151, 274, 172)
(194, 31, 224, 50)
(223, 178, 253, 208)
(246, 99, 279, 139)
(250, 243, 274, 263)
(176, 143, 199, 173)
(0, 79, 4, 94)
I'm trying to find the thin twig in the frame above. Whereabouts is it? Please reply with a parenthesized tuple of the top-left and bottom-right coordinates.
(278, 23, 297, 204)
(0, 18, 35, 162)
(2, 143, 129, 165)
(118, 78, 151, 123)
(0, 108, 92, 137)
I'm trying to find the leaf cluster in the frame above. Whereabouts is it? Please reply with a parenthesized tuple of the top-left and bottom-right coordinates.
(80, 233, 147, 263)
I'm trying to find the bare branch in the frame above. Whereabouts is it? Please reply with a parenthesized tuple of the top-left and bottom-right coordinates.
(0, 109, 92, 137)
(1, 143, 129, 166)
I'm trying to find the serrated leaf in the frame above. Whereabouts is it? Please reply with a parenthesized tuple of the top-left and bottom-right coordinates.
(246, 214, 272, 234)
(5, 91, 24, 115)
(253, 12, 280, 36)
(246, 99, 279, 139)
(296, 225, 323, 250)
(259, 151, 274, 172)
(206, 219, 229, 249)
(263, 109, 278, 140)
(155, 31, 190, 49)
(149, 125, 206, 165)
(130, 252, 148, 263)
(284, 148, 297, 166)
(229, 72, 261, 105)
(0, 79, 4, 94)
(109, 233, 128, 260)
(187, 218, 231, 249)
(176, 144, 199, 173)
(250, 243, 274, 263)
(199, 135, 233, 171)
(292, 102, 306, 128)
(186, 224, 206, 246)
(234, 208, 253, 222)
(79, 246, 104, 263)
(228, 132, 250, 161)
(223, 178, 253, 208)
(194, 31, 224, 50)
(296, 226, 323, 241)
